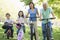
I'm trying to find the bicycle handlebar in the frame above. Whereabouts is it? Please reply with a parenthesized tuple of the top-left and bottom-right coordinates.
(26, 17, 40, 18)
(41, 17, 56, 21)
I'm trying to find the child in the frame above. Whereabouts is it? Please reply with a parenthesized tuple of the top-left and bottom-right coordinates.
(4, 13, 14, 39)
(16, 11, 25, 40)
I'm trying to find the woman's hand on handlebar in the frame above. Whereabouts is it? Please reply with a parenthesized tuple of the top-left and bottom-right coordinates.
(39, 18, 42, 21)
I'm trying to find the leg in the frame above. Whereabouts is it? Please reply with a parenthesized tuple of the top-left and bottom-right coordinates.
(11, 28, 14, 38)
(4, 28, 8, 33)
(7, 29, 11, 39)
(48, 22, 53, 40)
(30, 25, 33, 40)
(17, 29, 20, 35)
(22, 24, 26, 33)
(34, 29, 36, 40)
(33, 21, 39, 40)
(42, 23, 46, 40)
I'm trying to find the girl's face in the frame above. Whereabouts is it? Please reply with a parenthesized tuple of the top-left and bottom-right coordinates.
(29, 3, 34, 9)
(19, 12, 23, 16)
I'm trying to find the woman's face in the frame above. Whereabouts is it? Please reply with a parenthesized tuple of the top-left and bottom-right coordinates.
(29, 3, 34, 9)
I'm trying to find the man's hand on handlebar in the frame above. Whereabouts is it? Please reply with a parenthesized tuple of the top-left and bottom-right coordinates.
(39, 17, 56, 21)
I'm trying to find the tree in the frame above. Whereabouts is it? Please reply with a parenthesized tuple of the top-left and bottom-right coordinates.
(20, 0, 32, 5)
(20, 0, 60, 18)
(48, 0, 60, 18)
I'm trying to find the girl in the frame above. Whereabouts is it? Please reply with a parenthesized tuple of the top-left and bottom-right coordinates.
(16, 11, 25, 40)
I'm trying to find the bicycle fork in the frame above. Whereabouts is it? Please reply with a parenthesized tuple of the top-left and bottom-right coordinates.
(46, 24, 51, 40)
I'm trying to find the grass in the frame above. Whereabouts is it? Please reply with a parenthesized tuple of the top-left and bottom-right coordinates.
(0, 24, 60, 40)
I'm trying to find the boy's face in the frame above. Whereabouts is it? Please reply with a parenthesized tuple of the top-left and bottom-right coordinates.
(6, 15, 10, 19)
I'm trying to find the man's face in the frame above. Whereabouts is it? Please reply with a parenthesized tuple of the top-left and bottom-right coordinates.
(43, 3, 47, 10)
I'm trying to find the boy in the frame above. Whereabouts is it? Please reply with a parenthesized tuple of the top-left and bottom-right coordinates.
(4, 13, 14, 39)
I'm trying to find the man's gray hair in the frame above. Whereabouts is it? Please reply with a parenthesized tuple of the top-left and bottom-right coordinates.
(42, 2, 48, 6)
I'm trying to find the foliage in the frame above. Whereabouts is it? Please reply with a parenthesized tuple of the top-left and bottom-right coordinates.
(48, 0, 60, 18)
(0, 24, 60, 40)
(20, 0, 60, 18)
(20, 0, 32, 5)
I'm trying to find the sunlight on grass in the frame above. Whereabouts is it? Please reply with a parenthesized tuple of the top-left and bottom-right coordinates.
(0, 24, 60, 40)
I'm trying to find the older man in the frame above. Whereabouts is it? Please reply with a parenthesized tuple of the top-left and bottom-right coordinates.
(40, 2, 55, 40)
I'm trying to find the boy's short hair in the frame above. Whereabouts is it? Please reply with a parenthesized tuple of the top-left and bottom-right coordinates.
(6, 13, 10, 16)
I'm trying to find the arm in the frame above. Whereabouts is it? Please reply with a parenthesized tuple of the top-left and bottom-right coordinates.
(26, 13, 29, 17)
(39, 13, 42, 21)
(51, 12, 55, 18)
(36, 9, 40, 17)
(40, 9, 43, 20)
(50, 8, 55, 18)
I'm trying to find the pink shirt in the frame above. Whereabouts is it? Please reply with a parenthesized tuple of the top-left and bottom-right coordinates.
(17, 17, 25, 24)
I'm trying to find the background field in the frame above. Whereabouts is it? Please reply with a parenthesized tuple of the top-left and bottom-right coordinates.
(0, 24, 60, 40)
(0, 0, 60, 40)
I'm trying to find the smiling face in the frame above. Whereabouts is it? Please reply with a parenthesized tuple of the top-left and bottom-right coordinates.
(18, 11, 24, 17)
(43, 2, 48, 10)
(29, 2, 34, 9)
(6, 13, 10, 19)
(6, 15, 10, 19)
(19, 12, 23, 17)
(18, 11, 23, 17)
(30, 3, 34, 9)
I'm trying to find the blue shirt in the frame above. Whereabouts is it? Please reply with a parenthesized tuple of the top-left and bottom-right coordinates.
(28, 8, 37, 21)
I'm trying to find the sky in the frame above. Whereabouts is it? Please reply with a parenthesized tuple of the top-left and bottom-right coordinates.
(0, 0, 26, 19)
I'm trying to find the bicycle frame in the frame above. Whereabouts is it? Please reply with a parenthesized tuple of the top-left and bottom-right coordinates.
(41, 18, 55, 40)
(45, 22, 51, 40)
(30, 21, 36, 40)
(26, 17, 39, 40)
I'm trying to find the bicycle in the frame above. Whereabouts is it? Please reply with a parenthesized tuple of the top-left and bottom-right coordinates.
(26, 17, 39, 40)
(16, 23, 24, 40)
(41, 18, 55, 40)
(2, 22, 13, 39)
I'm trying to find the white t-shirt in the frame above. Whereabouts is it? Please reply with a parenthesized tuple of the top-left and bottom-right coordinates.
(17, 17, 25, 24)
(5, 19, 14, 24)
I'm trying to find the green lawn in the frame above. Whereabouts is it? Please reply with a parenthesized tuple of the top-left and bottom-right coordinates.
(0, 24, 60, 40)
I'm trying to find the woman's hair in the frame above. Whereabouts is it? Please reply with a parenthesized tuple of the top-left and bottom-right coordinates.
(29, 2, 35, 9)
(6, 13, 10, 16)
(18, 11, 24, 18)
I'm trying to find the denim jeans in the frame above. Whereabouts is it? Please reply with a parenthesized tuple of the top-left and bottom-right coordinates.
(42, 22, 53, 40)
(17, 23, 25, 35)
(4, 26, 14, 37)
(21, 23, 25, 33)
